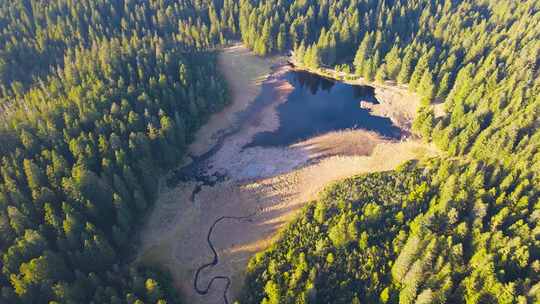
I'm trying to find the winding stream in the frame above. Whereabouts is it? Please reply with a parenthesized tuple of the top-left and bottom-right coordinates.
(193, 212, 258, 303)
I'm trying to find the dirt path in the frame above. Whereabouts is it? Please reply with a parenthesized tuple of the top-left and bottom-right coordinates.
(137, 46, 437, 304)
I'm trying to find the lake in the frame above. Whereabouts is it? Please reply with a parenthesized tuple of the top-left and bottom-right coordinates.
(168, 68, 403, 187)
(247, 69, 402, 147)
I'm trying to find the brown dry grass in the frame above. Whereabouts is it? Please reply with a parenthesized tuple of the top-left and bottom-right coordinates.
(432, 101, 447, 118)
(138, 138, 437, 304)
(292, 129, 383, 158)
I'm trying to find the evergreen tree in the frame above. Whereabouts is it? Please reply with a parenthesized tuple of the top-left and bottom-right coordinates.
(397, 49, 415, 85)
(418, 69, 436, 104)
(354, 33, 374, 76)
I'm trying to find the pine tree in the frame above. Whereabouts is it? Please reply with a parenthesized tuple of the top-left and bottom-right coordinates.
(311, 45, 321, 69)
(259, 20, 273, 55)
(363, 51, 379, 82)
(436, 72, 451, 99)
(384, 46, 401, 78)
(327, 33, 337, 66)
(294, 43, 306, 65)
(375, 64, 388, 83)
(277, 25, 286, 51)
(397, 49, 415, 85)
(354, 33, 374, 76)
(418, 69, 436, 104)
(413, 107, 435, 139)
(409, 53, 431, 91)
(363, 58, 374, 81)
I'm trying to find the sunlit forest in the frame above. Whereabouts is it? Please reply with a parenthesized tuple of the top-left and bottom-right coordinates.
(0, 0, 538, 303)
(243, 158, 540, 303)
(238, 0, 540, 303)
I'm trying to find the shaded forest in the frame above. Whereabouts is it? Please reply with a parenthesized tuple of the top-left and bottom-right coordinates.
(0, 1, 232, 303)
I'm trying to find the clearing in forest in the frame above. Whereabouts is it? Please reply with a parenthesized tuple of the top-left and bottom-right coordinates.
(136, 45, 437, 304)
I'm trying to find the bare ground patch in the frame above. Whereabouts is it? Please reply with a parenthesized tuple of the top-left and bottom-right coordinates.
(432, 101, 447, 118)
(138, 138, 437, 303)
(292, 129, 383, 158)
(361, 84, 419, 132)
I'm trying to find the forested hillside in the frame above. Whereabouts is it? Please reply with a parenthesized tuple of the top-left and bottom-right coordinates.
(236, 0, 540, 303)
(0, 0, 239, 100)
(242, 159, 540, 303)
(0, 0, 231, 303)
(1, 0, 539, 303)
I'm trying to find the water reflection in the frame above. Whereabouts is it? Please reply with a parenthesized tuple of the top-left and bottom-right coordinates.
(247, 70, 401, 147)
(292, 70, 336, 94)
(353, 86, 378, 103)
(290, 70, 378, 103)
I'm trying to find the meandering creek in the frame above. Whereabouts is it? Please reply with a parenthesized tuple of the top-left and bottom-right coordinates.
(193, 213, 257, 304)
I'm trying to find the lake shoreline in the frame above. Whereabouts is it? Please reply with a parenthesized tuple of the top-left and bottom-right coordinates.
(287, 57, 420, 133)
(187, 44, 286, 158)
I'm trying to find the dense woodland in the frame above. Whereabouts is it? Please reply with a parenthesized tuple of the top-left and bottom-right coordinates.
(0, 0, 240, 100)
(242, 159, 540, 303)
(0, 0, 232, 303)
(1, 0, 539, 303)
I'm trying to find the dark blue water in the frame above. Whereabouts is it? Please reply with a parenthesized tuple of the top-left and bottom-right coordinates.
(247, 70, 401, 147)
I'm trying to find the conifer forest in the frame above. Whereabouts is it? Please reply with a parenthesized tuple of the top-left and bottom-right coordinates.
(0, 0, 539, 303)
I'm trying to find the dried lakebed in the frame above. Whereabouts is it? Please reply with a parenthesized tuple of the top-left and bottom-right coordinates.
(137, 46, 436, 304)
(170, 66, 402, 189)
